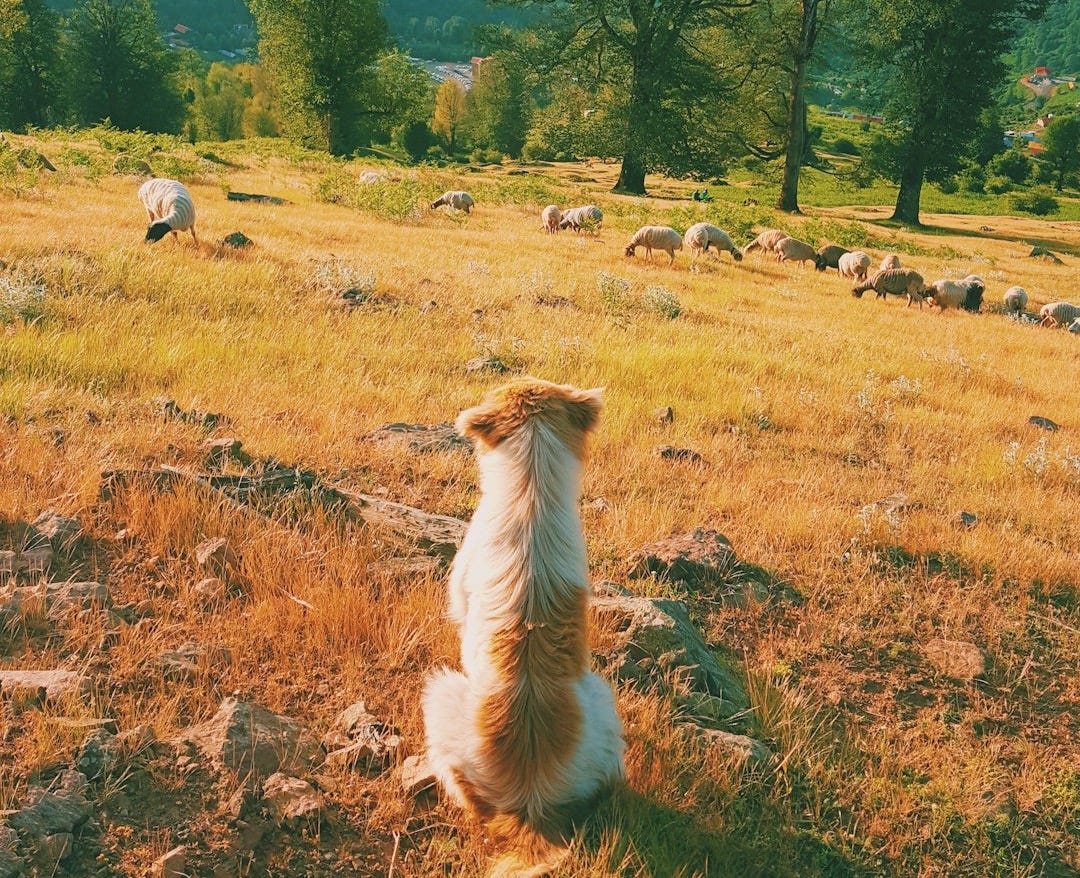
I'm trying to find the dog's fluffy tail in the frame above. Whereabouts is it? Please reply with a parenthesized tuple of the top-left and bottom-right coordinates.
(486, 811, 573, 878)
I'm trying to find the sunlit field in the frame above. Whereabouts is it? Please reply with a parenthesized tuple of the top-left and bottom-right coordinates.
(1, 130, 1077, 877)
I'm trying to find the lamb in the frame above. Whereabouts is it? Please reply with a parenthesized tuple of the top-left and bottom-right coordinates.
(838, 250, 872, 281)
(742, 229, 787, 257)
(852, 268, 926, 307)
(816, 244, 850, 271)
(774, 236, 826, 270)
(559, 205, 603, 235)
(138, 178, 197, 245)
(431, 190, 474, 213)
(624, 226, 683, 264)
(683, 222, 743, 262)
(541, 205, 562, 234)
(1039, 301, 1080, 328)
(1002, 286, 1028, 314)
(879, 254, 901, 271)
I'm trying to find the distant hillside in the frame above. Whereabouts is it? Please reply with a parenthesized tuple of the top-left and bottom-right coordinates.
(382, 0, 541, 60)
(1013, 1, 1080, 76)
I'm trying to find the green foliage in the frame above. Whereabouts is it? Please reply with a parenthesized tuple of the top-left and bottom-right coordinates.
(833, 137, 860, 156)
(369, 51, 434, 153)
(400, 121, 435, 161)
(312, 166, 425, 222)
(0, 0, 64, 129)
(1039, 114, 1080, 190)
(1010, 191, 1059, 214)
(988, 147, 1032, 184)
(464, 53, 531, 159)
(1012, 1, 1080, 74)
(640, 285, 682, 320)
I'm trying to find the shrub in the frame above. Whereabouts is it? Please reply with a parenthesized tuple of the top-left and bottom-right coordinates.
(833, 137, 860, 156)
(936, 176, 959, 194)
(958, 165, 986, 193)
(596, 272, 630, 316)
(985, 175, 1013, 195)
(641, 285, 682, 319)
(1010, 192, 1059, 216)
(0, 271, 47, 325)
(989, 148, 1032, 184)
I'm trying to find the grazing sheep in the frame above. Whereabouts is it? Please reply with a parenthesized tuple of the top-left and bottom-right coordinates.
(1039, 301, 1080, 328)
(359, 170, 389, 184)
(838, 251, 872, 281)
(817, 244, 850, 271)
(852, 268, 926, 307)
(958, 274, 985, 313)
(559, 205, 603, 235)
(925, 280, 969, 310)
(1003, 286, 1028, 314)
(138, 178, 197, 245)
(1069, 318, 1080, 334)
(431, 190, 474, 213)
(743, 229, 787, 257)
(541, 205, 562, 234)
(683, 222, 743, 262)
(625, 226, 683, 264)
(879, 254, 901, 271)
(774, 236, 826, 270)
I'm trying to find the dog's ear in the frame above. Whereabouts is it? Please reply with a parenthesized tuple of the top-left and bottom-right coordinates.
(456, 402, 506, 447)
(563, 386, 603, 435)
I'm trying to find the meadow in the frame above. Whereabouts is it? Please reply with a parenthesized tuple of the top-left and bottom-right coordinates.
(0, 129, 1078, 877)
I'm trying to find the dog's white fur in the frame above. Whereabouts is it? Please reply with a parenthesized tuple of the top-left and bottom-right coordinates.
(422, 378, 625, 863)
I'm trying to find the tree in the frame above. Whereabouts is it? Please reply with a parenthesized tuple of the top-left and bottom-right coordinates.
(432, 79, 467, 155)
(861, 0, 1046, 224)
(66, 0, 184, 132)
(366, 50, 434, 150)
(1040, 115, 1080, 191)
(0, 0, 64, 129)
(191, 63, 251, 141)
(246, 0, 388, 154)
(465, 53, 531, 158)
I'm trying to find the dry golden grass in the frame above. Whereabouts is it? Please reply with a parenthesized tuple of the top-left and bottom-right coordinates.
(0, 134, 1078, 877)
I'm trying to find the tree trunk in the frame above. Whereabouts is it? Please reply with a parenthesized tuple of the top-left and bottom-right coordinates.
(615, 60, 651, 194)
(777, 59, 808, 213)
(892, 147, 926, 224)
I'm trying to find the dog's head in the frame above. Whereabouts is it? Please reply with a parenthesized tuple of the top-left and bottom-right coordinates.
(457, 378, 603, 456)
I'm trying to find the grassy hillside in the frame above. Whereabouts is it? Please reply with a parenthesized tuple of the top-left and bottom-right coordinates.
(0, 132, 1078, 878)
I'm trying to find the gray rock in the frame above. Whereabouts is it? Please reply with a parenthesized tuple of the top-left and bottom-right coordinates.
(8, 774, 92, 839)
(34, 832, 72, 868)
(29, 511, 81, 546)
(77, 728, 118, 780)
(699, 729, 774, 769)
(654, 445, 704, 463)
(222, 231, 254, 249)
(591, 595, 747, 719)
(0, 670, 89, 708)
(923, 638, 987, 681)
(627, 528, 737, 589)
(321, 701, 401, 772)
(195, 537, 235, 569)
(157, 642, 232, 682)
(0, 850, 23, 878)
(365, 423, 472, 455)
(201, 437, 245, 465)
(173, 698, 321, 785)
(152, 845, 187, 878)
(261, 773, 323, 824)
(192, 577, 227, 605)
(115, 724, 156, 756)
(16, 546, 52, 574)
(959, 511, 978, 528)
(398, 755, 438, 797)
(1028, 415, 1059, 432)
(653, 406, 674, 425)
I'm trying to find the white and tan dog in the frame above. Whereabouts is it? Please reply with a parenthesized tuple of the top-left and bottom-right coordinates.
(423, 378, 625, 874)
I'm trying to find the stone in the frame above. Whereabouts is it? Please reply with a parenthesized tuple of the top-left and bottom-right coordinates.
(0, 850, 23, 878)
(173, 698, 321, 785)
(627, 528, 737, 589)
(923, 639, 987, 681)
(41, 581, 110, 620)
(195, 537, 235, 570)
(18, 546, 52, 574)
(0, 670, 89, 707)
(321, 701, 401, 772)
(77, 728, 118, 780)
(34, 832, 72, 866)
(1027, 415, 1059, 432)
(653, 406, 674, 425)
(261, 773, 323, 824)
(0, 550, 16, 575)
(152, 846, 187, 878)
(157, 642, 232, 682)
(591, 595, 747, 719)
(699, 729, 774, 769)
(398, 755, 438, 797)
(654, 445, 704, 463)
(959, 511, 978, 528)
(192, 578, 227, 604)
(201, 437, 245, 465)
(222, 232, 254, 249)
(1028, 247, 1063, 264)
(592, 580, 632, 598)
(115, 724, 156, 756)
(365, 423, 472, 455)
(8, 775, 92, 839)
(30, 511, 81, 546)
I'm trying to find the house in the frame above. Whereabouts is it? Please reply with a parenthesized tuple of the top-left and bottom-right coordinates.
(174, 23, 191, 34)
(471, 56, 492, 79)
(1036, 114, 1054, 128)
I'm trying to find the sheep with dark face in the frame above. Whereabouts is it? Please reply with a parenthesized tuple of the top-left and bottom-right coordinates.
(774, 237, 826, 270)
(852, 268, 926, 307)
(624, 226, 683, 264)
(431, 190, 474, 213)
(684, 223, 743, 262)
(139, 178, 197, 245)
(816, 244, 850, 271)
(957, 274, 985, 313)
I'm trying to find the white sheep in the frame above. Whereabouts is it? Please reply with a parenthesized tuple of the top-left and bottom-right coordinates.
(624, 226, 683, 264)
(683, 223, 743, 263)
(1002, 286, 1028, 314)
(742, 229, 787, 257)
(879, 254, 901, 271)
(1039, 301, 1080, 328)
(838, 251, 872, 281)
(774, 236, 825, 270)
(560, 205, 603, 235)
(852, 268, 926, 307)
(138, 178, 197, 245)
(924, 280, 969, 311)
(431, 190, 474, 213)
(541, 205, 561, 234)
(359, 170, 389, 184)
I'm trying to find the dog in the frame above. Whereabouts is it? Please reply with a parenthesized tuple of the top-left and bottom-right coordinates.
(422, 378, 625, 875)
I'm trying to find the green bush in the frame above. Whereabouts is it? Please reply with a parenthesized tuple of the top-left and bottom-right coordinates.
(959, 165, 986, 193)
(1010, 192, 1059, 216)
(936, 176, 959, 194)
(988, 148, 1032, 184)
(985, 175, 1013, 195)
(833, 137, 860, 156)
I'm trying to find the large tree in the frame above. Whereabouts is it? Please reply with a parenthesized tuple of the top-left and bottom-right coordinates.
(432, 79, 467, 155)
(66, 0, 184, 132)
(465, 53, 531, 158)
(861, 0, 1046, 224)
(1040, 115, 1080, 191)
(0, 0, 64, 129)
(247, 0, 387, 154)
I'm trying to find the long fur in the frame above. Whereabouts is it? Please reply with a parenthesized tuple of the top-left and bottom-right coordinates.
(423, 378, 625, 874)
(138, 178, 197, 245)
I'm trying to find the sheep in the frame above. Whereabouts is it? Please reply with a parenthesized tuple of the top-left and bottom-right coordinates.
(958, 274, 985, 313)
(624, 226, 683, 264)
(1039, 301, 1080, 328)
(559, 205, 603, 235)
(138, 178, 197, 245)
(838, 251, 872, 281)
(774, 236, 826, 270)
(541, 205, 562, 234)
(924, 280, 969, 311)
(431, 190, 474, 213)
(1002, 285, 1028, 314)
(742, 229, 787, 257)
(358, 170, 389, 184)
(879, 254, 901, 271)
(1070, 318, 1080, 334)
(683, 222, 743, 263)
(852, 268, 926, 308)
(816, 244, 850, 271)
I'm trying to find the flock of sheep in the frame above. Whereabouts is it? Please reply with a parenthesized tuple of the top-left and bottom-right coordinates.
(137, 177, 1080, 332)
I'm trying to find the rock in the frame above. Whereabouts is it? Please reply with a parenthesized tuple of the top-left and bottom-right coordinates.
(17, 545, 52, 574)
(590, 595, 747, 718)
(34, 832, 72, 867)
(1027, 415, 1059, 432)
(699, 729, 774, 769)
(321, 701, 401, 772)
(192, 577, 227, 604)
(0, 850, 23, 878)
(923, 638, 987, 681)
(592, 580, 632, 598)
(0, 670, 89, 707)
(152, 846, 187, 878)
(261, 773, 323, 824)
(959, 511, 978, 528)
(627, 528, 737, 590)
(201, 437, 245, 465)
(8, 774, 93, 839)
(419, 299, 438, 312)
(221, 232, 254, 249)
(398, 754, 438, 797)
(1028, 247, 1063, 264)
(115, 724, 156, 755)
(365, 422, 472, 455)
(195, 537, 236, 570)
(654, 445, 704, 463)
(30, 510, 81, 546)
(173, 698, 321, 785)
(0, 551, 16, 575)
(77, 728, 118, 780)
(464, 355, 510, 374)
(0, 581, 110, 622)
(157, 642, 232, 682)
(653, 406, 674, 425)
